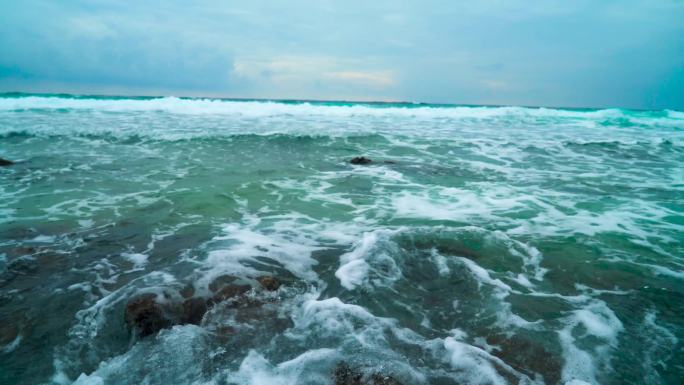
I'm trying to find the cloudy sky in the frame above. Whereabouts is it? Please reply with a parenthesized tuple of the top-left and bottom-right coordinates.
(1, 0, 683, 109)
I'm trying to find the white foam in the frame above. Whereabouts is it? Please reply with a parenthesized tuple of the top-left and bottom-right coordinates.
(565, 380, 592, 385)
(3, 96, 681, 131)
(334, 229, 401, 290)
(558, 328, 598, 385)
(296, 297, 386, 334)
(457, 257, 512, 292)
(1, 334, 22, 353)
(71, 324, 206, 384)
(0, 96, 619, 117)
(573, 309, 620, 340)
(230, 348, 337, 385)
(335, 259, 370, 290)
(443, 336, 515, 385)
(78, 219, 95, 228)
(205, 217, 323, 281)
(121, 252, 148, 269)
(392, 187, 527, 224)
(31, 235, 56, 243)
(558, 299, 624, 385)
(431, 248, 451, 276)
(638, 310, 679, 384)
(666, 109, 684, 119)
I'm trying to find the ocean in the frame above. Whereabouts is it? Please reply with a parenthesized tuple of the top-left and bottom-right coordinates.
(0, 93, 682, 385)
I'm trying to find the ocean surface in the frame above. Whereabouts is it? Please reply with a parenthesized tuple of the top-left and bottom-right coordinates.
(0, 93, 682, 385)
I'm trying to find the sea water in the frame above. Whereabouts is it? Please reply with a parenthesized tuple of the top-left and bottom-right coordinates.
(0, 94, 682, 385)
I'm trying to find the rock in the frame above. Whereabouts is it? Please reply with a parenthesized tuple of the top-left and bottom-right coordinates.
(208, 274, 252, 305)
(332, 362, 404, 385)
(208, 274, 238, 292)
(350, 157, 372, 165)
(333, 362, 363, 385)
(124, 294, 171, 337)
(436, 243, 480, 260)
(257, 276, 281, 291)
(212, 325, 236, 336)
(11, 246, 36, 256)
(0, 323, 19, 346)
(181, 297, 207, 325)
(487, 334, 562, 385)
(179, 284, 195, 299)
(6, 257, 38, 276)
(211, 284, 251, 304)
(0, 158, 14, 166)
(370, 374, 403, 385)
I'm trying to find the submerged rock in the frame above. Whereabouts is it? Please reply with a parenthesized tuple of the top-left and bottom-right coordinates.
(124, 275, 285, 337)
(0, 158, 14, 166)
(179, 283, 195, 299)
(487, 334, 562, 385)
(6, 257, 38, 276)
(350, 157, 372, 165)
(208, 274, 238, 292)
(181, 297, 207, 325)
(1, 257, 37, 288)
(125, 293, 208, 337)
(333, 362, 363, 385)
(124, 294, 172, 337)
(10, 246, 36, 256)
(0, 323, 19, 347)
(257, 276, 281, 291)
(332, 362, 404, 385)
(370, 374, 403, 385)
(211, 283, 251, 304)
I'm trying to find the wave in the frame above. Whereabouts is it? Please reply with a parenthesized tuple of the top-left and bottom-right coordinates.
(0, 128, 391, 144)
(0, 94, 680, 123)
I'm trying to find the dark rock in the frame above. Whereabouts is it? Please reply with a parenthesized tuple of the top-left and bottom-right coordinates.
(181, 297, 207, 325)
(124, 294, 171, 337)
(436, 244, 480, 260)
(333, 362, 404, 385)
(11, 246, 36, 256)
(211, 284, 251, 304)
(0, 323, 19, 346)
(212, 325, 236, 336)
(208, 274, 252, 304)
(6, 257, 38, 276)
(179, 284, 195, 299)
(350, 157, 372, 165)
(257, 276, 281, 291)
(208, 274, 238, 292)
(370, 374, 403, 385)
(1, 257, 39, 287)
(487, 334, 562, 385)
(333, 362, 363, 385)
(0, 158, 14, 166)
(232, 301, 264, 323)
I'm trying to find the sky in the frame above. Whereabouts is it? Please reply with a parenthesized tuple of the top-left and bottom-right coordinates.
(0, 0, 683, 109)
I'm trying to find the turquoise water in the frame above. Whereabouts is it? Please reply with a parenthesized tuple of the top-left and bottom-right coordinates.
(0, 93, 682, 385)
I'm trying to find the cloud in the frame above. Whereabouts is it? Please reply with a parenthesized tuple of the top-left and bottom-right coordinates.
(323, 71, 395, 87)
(0, 0, 236, 92)
(232, 55, 396, 100)
(0, 0, 683, 108)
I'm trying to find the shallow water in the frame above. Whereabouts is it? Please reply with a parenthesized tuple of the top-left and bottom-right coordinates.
(0, 94, 682, 385)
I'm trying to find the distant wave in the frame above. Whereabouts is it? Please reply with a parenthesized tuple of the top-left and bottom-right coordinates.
(0, 94, 680, 121)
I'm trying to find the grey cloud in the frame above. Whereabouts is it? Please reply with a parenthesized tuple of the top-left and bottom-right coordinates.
(1, 0, 683, 108)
